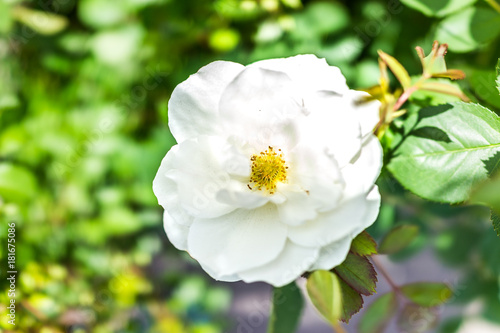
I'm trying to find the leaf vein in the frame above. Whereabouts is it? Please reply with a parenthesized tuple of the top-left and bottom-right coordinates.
(396, 143, 500, 159)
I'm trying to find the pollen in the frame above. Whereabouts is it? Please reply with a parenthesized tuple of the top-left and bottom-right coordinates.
(248, 146, 287, 194)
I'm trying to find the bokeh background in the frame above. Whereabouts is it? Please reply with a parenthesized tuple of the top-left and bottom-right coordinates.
(0, 0, 500, 332)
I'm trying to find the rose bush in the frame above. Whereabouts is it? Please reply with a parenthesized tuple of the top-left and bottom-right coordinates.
(153, 55, 383, 287)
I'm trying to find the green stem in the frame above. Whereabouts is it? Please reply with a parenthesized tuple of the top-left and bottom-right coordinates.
(485, 0, 500, 13)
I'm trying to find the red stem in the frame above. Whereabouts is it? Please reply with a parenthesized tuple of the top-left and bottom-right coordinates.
(371, 255, 401, 294)
(392, 86, 417, 111)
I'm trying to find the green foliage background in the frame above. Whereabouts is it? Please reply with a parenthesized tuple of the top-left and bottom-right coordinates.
(0, 0, 499, 332)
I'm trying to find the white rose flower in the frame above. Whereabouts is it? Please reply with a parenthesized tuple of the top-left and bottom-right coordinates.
(153, 54, 383, 287)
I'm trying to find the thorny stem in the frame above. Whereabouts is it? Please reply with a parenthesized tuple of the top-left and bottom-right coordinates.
(485, 0, 500, 13)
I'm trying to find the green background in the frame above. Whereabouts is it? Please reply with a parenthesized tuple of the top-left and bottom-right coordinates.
(0, 0, 499, 332)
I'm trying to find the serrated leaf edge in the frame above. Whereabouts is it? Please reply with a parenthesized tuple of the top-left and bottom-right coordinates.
(334, 254, 378, 296)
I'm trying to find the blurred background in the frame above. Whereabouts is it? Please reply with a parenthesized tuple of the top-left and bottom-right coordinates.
(0, 0, 499, 332)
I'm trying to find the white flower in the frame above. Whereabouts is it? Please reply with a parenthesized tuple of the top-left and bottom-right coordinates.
(153, 55, 382, 287)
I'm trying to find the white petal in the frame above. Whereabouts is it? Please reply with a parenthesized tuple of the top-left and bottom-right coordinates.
(216, 182, 269, 210)
(308, 189, 380, 271)
(153, 144, 179, 208)
(342, 135, 383, 198)
(153, 144, 193, 226)
(199, 262, 241, 282)
(309, 238, 351, 271)
(346, 90, 381, 137)
(187, 204, 288, 276)
(154, 136, 236, 219)
(291, 87, 363, 169)
(219, 136, 253, 177)
(288, 194, 372, 248)
(239, 241, 319, 287)
(218, 66, 303, 150)
(163, 210, 190, 251)
(250, 55, 362, 167)
(168, 61, 244, 143)
(276, 183, 318, 226)
(349, 186, 381, 237)
(250, 54, 349, 95)
(287, 144, 344, 213)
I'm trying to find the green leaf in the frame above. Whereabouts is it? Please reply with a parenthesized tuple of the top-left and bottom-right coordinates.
(378, 225, 420, 255)
(410, 126, 451, 143)
(465, 67, 500, 110)
(350, 231, 378, 257)
(358, 292, 398, 333)
(0, 163, 37, 201)
(267, 282, 304, 333)
(338, 279, 363, 323)
(483, 151, 500, 177)
(388, 102, 500, 203)
(400, 0, 476, 17)
(435, 7, 500, 53)
(492, 211, 500, 238)
(400, 282, 453, 307)
(378, 50, 411, 89)
(306, 270, 343, 325)
(334, 253, 377, 296)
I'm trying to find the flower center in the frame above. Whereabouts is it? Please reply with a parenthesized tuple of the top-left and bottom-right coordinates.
(248, 146, 287, 194)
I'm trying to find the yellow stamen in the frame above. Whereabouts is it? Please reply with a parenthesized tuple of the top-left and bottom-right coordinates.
(248, 146, 287, 194)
